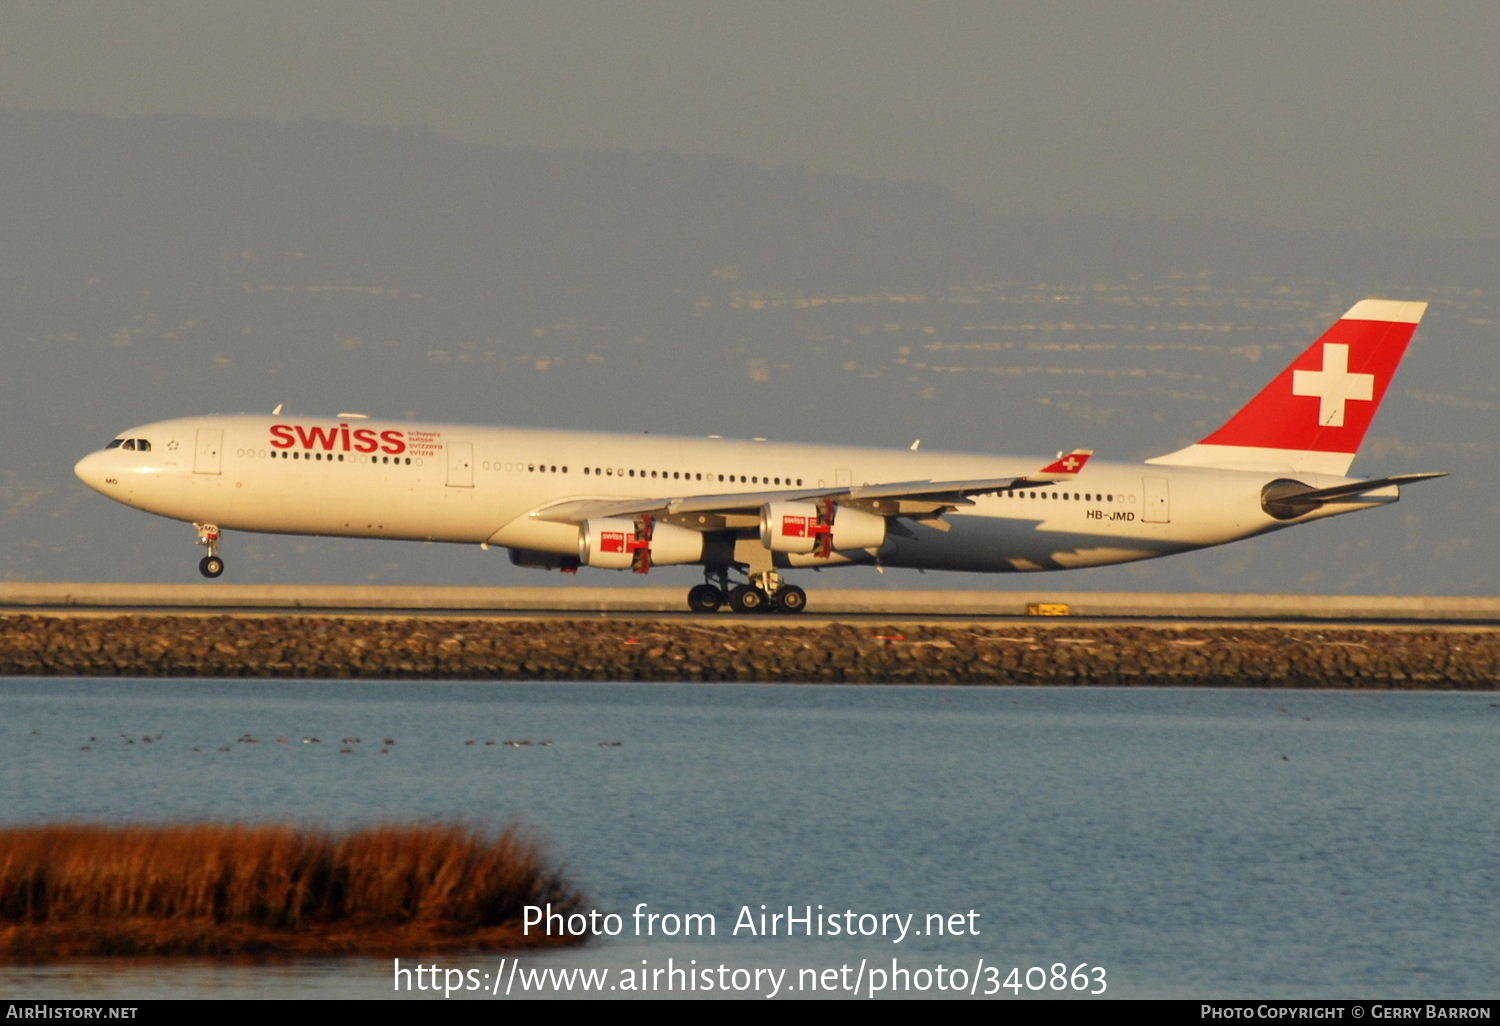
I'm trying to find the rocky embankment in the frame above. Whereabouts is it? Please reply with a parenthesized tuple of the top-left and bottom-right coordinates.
(1, 615, 1495, 688)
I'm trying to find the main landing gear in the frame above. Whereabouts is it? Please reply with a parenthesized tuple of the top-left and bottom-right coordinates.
(686, 567, 806, 615)
(194, 523, 225, 578)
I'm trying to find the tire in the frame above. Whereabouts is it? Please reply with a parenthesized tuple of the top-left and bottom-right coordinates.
(199, 555, 225, 579)
(687, 584, 723, 613)
(729, 584, 766, 614)
(775, 584, 807, 613)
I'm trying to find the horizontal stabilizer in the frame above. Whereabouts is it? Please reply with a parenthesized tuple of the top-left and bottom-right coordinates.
(1286, 472, 1447, 503)
(1262, 472, 1446, 520)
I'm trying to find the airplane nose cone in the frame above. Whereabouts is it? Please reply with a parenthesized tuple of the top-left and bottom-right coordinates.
(74, 452, 109, 492)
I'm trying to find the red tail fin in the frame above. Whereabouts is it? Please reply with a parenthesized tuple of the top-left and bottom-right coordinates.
(1148, 299, 1427, 475)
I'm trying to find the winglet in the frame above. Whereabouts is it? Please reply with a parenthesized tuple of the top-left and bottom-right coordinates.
(1022, 449, 1094, 484)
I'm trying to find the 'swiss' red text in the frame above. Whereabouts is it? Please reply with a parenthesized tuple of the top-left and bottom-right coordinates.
(269, 423, 407, 455)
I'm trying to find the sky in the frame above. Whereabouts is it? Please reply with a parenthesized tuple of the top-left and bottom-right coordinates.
(2, 0, 1494, 239)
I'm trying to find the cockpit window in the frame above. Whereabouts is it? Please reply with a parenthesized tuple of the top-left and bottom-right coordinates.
(105, 439, 124, 449)
(106, 437, 152, 452)
(136, 439, 151, 452)
(121, 439, 136, 451)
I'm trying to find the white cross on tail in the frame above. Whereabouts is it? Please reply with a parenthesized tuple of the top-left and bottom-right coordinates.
(1292, 343, 1374, 427)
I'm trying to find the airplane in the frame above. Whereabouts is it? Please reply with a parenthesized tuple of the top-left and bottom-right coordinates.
(74, 299, 1443, 614)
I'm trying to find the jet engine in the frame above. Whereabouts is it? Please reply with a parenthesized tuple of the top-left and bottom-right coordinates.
(578, 517, 705, 571)
(759, 500, 886, 556)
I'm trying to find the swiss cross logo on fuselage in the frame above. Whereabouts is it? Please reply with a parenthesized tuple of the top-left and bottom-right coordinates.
(1292, 343, 1375, 427)
(269, 423, 407, 455)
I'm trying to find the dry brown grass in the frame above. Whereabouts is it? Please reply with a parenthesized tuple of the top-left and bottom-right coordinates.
(0, 823, 588, 959)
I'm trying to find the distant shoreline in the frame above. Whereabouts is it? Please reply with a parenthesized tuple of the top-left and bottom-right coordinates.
(2, 614, 1494, 689)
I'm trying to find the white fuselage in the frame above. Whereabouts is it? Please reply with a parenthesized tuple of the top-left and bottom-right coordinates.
(73, 414, 1393, 575)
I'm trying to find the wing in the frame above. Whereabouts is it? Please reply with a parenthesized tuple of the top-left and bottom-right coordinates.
(529, 449, 1094, 527)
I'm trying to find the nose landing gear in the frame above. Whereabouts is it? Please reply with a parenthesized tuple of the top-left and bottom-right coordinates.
(195, 523, 225, 578)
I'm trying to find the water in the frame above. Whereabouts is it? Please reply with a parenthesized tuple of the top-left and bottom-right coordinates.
(0, 679, 1494, 999)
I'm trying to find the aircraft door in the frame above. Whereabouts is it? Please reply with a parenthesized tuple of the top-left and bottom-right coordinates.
(193, 429, 222, 475)
(1142, 476, 1170, 523)
(446, 441, 474, 488)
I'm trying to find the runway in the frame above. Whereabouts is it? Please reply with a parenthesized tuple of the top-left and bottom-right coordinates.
(1, 583, 1495, 625)
(2, 585, 1495, 688)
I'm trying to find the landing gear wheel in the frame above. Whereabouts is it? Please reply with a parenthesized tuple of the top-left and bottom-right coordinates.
(687, 584, 724, 613)
(729, 584, 767, 614)
(775, 584, 807, 613)
(198, 555, 225, 579)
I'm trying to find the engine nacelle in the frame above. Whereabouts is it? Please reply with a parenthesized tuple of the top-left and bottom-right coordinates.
(578, 517, 705, 571)
(760, 501, 887, 555)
